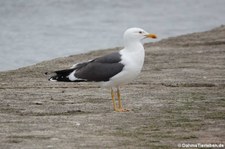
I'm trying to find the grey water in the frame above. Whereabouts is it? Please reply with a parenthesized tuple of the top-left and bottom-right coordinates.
(0, 0, 225, 71)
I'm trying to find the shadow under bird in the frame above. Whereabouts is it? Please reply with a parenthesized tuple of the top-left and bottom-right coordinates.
(46, 27, 157, 112)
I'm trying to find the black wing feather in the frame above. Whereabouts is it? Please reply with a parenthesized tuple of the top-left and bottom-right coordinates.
(75, 62, 124, 81)
(48, 52, 124, 82)
(75, 52, 124, 81)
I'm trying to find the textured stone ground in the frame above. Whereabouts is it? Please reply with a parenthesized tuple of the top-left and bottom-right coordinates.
(0, 26, 225, 148)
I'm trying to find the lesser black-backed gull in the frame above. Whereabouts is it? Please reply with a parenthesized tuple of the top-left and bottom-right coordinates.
(47, 28, 157, 112)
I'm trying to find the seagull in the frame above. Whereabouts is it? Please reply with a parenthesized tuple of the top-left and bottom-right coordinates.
(47, 28, 157, 112)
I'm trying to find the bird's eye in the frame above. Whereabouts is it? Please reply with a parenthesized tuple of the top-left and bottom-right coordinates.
(139, 31, 143, 34)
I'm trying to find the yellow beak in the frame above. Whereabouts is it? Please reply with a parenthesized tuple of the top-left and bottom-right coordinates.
(145, 34, 157, 39)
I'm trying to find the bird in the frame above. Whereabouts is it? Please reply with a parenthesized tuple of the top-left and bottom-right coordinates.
(47, 27, 157, 112)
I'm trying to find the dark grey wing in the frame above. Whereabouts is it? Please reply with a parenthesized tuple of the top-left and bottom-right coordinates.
(73, 52, 121, 69)
(74, 52, 124, 82)
(75, 62, 124, 81)
(93, 52, 122, 63)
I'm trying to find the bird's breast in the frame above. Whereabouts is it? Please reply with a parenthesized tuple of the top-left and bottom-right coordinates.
(112, 48, 145, 85)
(121, 48, 145, 72)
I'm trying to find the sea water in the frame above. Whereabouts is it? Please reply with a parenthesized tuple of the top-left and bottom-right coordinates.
(0, 0, 225, 71)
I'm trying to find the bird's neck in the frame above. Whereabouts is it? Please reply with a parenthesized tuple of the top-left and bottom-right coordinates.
(124, 40, 144, 52)
(124, 39, 143, 48)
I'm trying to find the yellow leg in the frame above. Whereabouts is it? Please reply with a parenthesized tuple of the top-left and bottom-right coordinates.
(116, 87, 129, 112)
(111, 88, 118, 111)
(117, 87, 123, 109)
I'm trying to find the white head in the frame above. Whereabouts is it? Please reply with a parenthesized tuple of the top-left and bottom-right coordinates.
(123, 27, 157, 45)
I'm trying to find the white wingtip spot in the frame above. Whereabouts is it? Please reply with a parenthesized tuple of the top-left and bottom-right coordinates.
(49, 78, 57, 82)
(68, 70, 84, 81)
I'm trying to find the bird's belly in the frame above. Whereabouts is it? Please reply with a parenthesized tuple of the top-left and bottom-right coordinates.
(121, 63, 142, 82)
(100, 61, 143, 88)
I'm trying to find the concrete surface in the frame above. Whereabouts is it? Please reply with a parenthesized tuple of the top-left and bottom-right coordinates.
(0, 26, 225, 148)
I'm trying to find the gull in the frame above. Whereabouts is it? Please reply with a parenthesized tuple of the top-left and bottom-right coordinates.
(47, 28, 157, 112)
